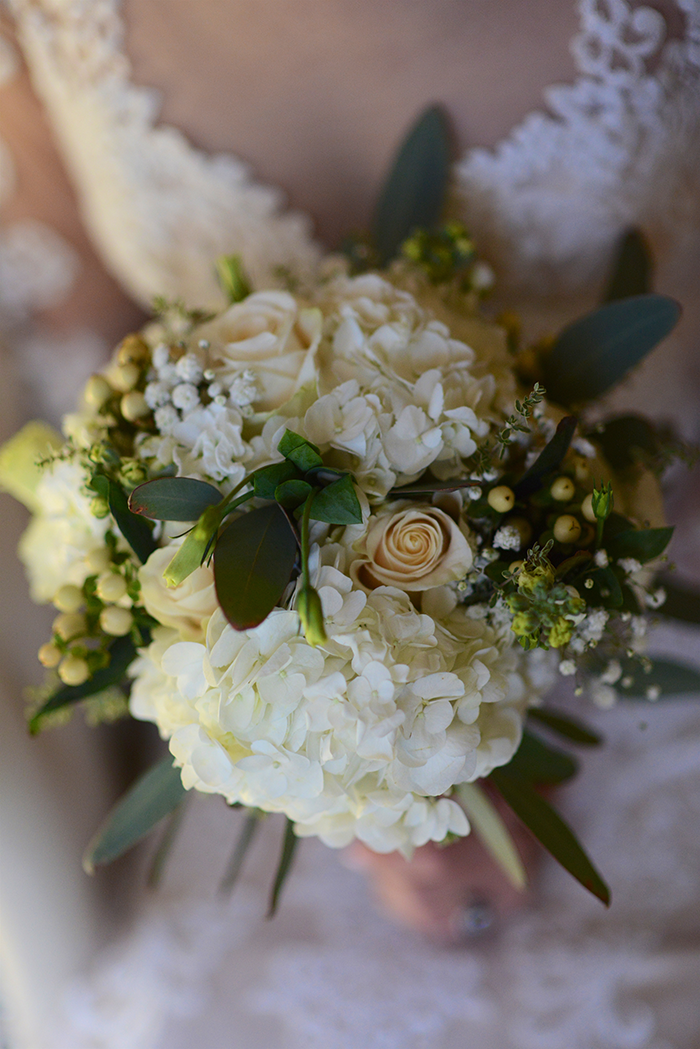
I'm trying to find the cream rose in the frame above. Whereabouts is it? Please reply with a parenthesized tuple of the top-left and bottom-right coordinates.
(196, 291, 321, 412)
(352, 504, 473, 591)
(139, 544, 219, 642)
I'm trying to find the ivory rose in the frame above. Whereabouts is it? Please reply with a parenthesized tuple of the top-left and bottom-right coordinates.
(139, 544, 219, 642)
(196, 291, 321, 412)
(352, 504, 473, 591)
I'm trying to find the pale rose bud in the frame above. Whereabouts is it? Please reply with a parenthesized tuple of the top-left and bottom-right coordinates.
(58, 655, 90, 687)
(297, 586, 327, 647)
(53, 612, 87, 640)
(96, 571, 128, 603)
(53, 584, 84, 613)
(487, 486, 515, 513)
(100, 606, 133, 636)
(38, 642, 63, 668)
(353, 505, 473, 591)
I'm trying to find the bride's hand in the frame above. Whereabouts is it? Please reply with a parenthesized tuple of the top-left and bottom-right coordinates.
(345, 801, 538, 943)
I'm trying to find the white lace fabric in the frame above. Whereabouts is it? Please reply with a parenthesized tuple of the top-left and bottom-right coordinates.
(0, 0, 699, 1046)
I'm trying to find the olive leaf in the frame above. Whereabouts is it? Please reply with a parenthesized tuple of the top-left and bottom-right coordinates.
(83, 757, 187, 873)
(214, 503, 298, 630)
(372, 105, 452, 265)
(267, 817, 299, 918)
(219, 810, 262, 895)
(457, 783, 527, 891)
(508, 729, 579, 785)
(129, 477, 223, 521)
(528, 707, 602, 747)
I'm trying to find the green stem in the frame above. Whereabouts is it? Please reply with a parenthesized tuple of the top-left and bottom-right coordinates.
(300, 493, 315, 589)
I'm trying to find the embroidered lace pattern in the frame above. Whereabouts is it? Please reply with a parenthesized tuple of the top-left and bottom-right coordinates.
(2, 1, 700, 1046)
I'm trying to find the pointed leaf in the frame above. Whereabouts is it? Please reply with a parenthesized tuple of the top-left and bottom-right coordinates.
(267, 817, 299, 918)
(617, 657, 700, 698)
(219, 810, 261, 895)
(253, 460, 302, 500)
(603, 228, 653, 302)
(147, 797, 189, 888)
(92, 475, 157, 564)
(274, 478, 313, 509)
(528, 707, 602, 747)
(508, 729, 579, 785)
(29, 635, 140, 733)
(163, 504, 224, 586)
(214, 503, 298, 630)
(457, 783, 527, 891)
(83, 757, 187, 873)
(608, 526, 673, 564)
(514, 416, 578, 497)
(590, 414, 659, 472)
(129, 477, 222, 521)
(543, 294, 681, 405)
(309, 474, 362, 524)
(277, 430, 323, 472)
(391, 477, 482, 496)
(490, 769, 611, 905)
(372, 105, 451, 265)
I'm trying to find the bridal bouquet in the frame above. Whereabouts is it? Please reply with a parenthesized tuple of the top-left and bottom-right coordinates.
(2, 109, 697, 909)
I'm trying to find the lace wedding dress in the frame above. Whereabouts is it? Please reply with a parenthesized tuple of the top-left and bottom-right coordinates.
(1, 1, 700, 1047)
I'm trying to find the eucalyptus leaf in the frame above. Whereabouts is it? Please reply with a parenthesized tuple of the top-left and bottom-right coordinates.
(514, 416, 578, 497)
(309, 474, 362, 525)
(92, 475, 157, 564)
(590, 415, 659, 472)
(83, 757, 187, 873)
(617, 657, 700, 698)
(129, 477, 222, 521)
(489, 769, 611, 905)
(608, 526, 674, 564)
(274, 478, 313, 509)
(542, 294, 681, 405)
(391, 477, 482, 496)
(457, 783, 527, 891)
(253, 461, 302, 500)
(372, 105, 451, 265)
(267, 817, 299, 918)
(528, 707, 602, 747)
(277, 430, 323, 472)
(214, 503, 298, 630)
(29, 635, 140, 734)
(602, 228, 653, 303)
(656, 578, 700, 626)
(508, 729, 579, 785)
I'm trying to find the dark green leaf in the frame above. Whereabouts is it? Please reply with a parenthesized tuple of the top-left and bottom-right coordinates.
(83, 757, 187, 873)
(92, 475, 157, 564)
(253, 461, 302, 500)
(543, 294, 681, 405)
(277, 430, 323, 472)
(602, 228, 653, 303)
(29, 635, 140, 733)
(528, 707, 602, 746)
(274, 479, 313, 509)
(656, 578, 700, 626)
(305, 466, 346, 487)
(608, 526, 674, 564)
(489, 769, 610, 905)
(309, 474, 362, 525)
(587, 566, 623, 609)
(509, 729, 579, 784)
(372, 105, 451, 265)
(128, 477, 222, 521)
(219, 810, 261, 895)
(514, 416, 578, 497)
(618, 657, 700, 698)
(590, 415, 659, 472)
(267, 817, 299, 918)
(391, 477, 482, 496)
(214, 503, 298, 630)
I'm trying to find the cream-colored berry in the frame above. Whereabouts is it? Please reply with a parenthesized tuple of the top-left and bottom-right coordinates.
(96, 571, 128, 603)
(553, 515, 582, 544)
(120, 391, 150, 421)
(58, 655, 90, 687)
(38, 642, 63, 668)
(82, 374, 112, 409)
(507, 517, 532, 547)
(100, 606, 133, 636)
(108, 362, 140, 392)
(53, 612, 87, 641)
(53, 584, 84, 613)
(86, 547, 112, 574)
(573, 456, 590, 483)
(117, 334, 150, 366)
(487, 486, 515, 513)
(581, 493, 596, 522)
(550, 476, 575, 502)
